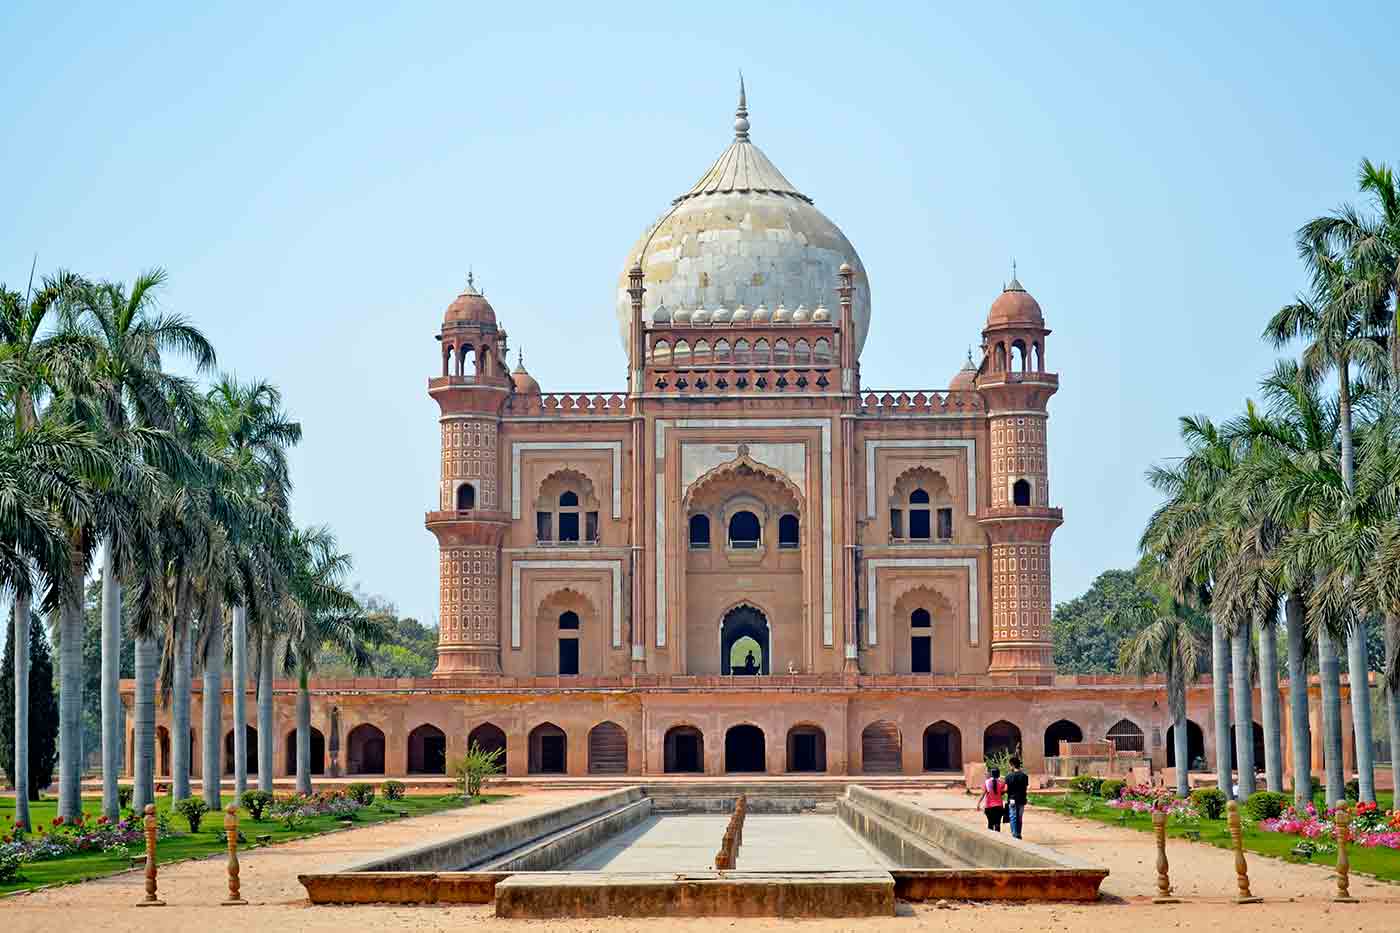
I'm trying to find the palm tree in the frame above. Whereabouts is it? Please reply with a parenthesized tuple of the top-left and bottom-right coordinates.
(280, 527, 380, 794)
(1113, 582, 1206, 799)
(1142, 415, 1239, 796)
(67, 269, 215, 816)
(1267, 238, 1390, 803)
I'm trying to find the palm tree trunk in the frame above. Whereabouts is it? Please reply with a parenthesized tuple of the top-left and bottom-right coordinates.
(201, 603, 224, 809)
(1384, 614, 1399, 801)
(170, 611, 192, 801)
(1231, 620, 1257, 797)
(1171, 671, 1189, 799)
(231, 604, 248, 799)
(99, 539, 122, 819)
(258, 634, 275, 792)
(58, 547, 86, 821)
(1285, 593, 1312, 806)
(13, 593, 31, 826)
(132, 635, 157, 811)
(1317, 626, 1346, 804)
(1345, 619, 1376, 803)
(1257, 621, 1284, 793)
(1212, 621, 1233, 796)
(296, 667, 312, 795)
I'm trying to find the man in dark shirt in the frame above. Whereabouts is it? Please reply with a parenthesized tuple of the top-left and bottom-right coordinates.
(1004, 756, 1029, 839)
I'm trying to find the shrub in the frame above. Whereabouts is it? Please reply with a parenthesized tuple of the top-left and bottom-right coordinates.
(174, 797, 210, 833)
(117, 786, 134, 811)
(347, 783, 376, 806)
(1243, 790, 1289, 822)
(1099, 779, 1126, 801)
(1068, 775, 1104, 797)
(381, 780, 406, 801)
(1190, 788, 1227, 820)
(241, 790, 274, 821)
(1344, 779, 1360, 802)
(0, 848, 22, 884)
(452, 740, 505, 798)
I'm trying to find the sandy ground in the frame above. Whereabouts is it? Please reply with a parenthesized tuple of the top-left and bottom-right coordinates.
(2, 786, 1397, 932)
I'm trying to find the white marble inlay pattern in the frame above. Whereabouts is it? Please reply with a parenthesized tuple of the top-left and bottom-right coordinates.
(511, 441, 623, 519)
(865, 557, 980, 647)
(655, 418, 834, 648)
(509, 559, 623, 649)
(680, 442, 807, 495)
(865, 439, 977, 518)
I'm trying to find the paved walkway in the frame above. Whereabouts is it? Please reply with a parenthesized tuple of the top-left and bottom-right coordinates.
(2, 785, 1397, 932)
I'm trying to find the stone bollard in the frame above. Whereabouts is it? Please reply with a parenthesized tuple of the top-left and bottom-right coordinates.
(1332, 804, 1357, 904)
(136, 804, 166, 907)
(1226, 801, 1261, 904)
(221, 804, 247, 906)
(1151, 809, 1179, 903)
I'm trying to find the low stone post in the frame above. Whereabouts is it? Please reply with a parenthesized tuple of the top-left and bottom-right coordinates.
(136, 804, 165, 907)
(1332, 804, 1357, 903)
(1151, 809, 1179, 903)
(1226, 801, 1261, 904)
(222, 804, 247, 906)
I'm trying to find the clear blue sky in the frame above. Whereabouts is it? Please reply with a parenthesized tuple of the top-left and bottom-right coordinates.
(3, 2, 1396, 635)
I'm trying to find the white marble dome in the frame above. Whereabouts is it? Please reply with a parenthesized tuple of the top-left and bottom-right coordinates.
(618, 82, 870, 361)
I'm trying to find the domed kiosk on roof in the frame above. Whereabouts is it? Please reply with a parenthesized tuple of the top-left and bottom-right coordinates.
(616, 78, 870, 361)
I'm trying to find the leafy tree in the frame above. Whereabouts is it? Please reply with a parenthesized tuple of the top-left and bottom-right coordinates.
(1, 610, 59, 801)
(1051, 568, 1158, 674)
(316, 596, 436, 677)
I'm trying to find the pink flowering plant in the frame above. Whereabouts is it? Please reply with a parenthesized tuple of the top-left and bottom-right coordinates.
(1258, 801, 1400, 850)
(1103, 783, 1201, 821)
(0, 811, 171, 868)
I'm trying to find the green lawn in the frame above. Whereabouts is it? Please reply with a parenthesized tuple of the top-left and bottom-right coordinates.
(1, 791, 504, 896)
(1030, 791, 1399, 884)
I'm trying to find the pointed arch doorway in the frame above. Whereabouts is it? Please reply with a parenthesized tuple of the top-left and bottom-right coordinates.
(721, 605, 769, 675)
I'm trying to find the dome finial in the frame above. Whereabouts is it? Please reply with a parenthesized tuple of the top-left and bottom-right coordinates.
(1005, 259, 1023, 292)
(734, 71, 750, 140)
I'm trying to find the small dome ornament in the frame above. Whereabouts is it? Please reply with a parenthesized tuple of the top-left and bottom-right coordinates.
(710, 304, 732, 324)
(792, 303, 811, 323)
(673, 306, 693, 324)
(773, 302, 792, 323)
(652, 304, 672, 324)
(692, 306, 711, 325)
(511, 349, 541, 396)
(812, 304, 831, 322)
(731, 304, 751, 324)
(752, 303, 772, 323)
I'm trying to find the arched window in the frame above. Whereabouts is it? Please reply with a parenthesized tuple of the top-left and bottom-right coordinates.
(455, 483, 476, 511)
(728, 511, 761, 549)
(813, 338, 832, 362)
(1032, 342, 1043, 372)
(753, 339, 770, 365)
(774, 339, 791, 366)
(909, 488, 931, 539)
(734, 339, 750, 365)
(652, 339, 671, 365)
(911, 609, 932, 673)
(1106, 719, 1144, 753)
(689, 514, 711, 549)
(1012, 479, 1031, 506)
(994, 342, 1007, 372)
(537, 483, 599, 545)
(694, 339, 710, 363)
(778, 514, 799, 549)
(558, 611, 579, 675)
(1012, 340, 1028, 372)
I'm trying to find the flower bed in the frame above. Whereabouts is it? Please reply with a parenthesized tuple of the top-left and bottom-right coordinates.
(268, 790, 364, 828)
(1, 810, 171, 865)
(1259, 800, 1400, 850)
(1102, 782, 1201, 821)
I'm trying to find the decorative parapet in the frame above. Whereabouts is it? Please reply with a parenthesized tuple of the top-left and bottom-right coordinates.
(647, 366, 836, 396)
(860, 391, 984, 416)
(504, 393, 630, 416)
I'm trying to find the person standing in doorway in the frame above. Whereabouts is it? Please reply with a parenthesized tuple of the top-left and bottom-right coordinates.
(1004, 756, 1029, 839)
(977, 767, 1007, 831)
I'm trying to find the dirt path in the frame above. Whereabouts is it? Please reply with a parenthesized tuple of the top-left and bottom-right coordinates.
(3, 787, 1397, 932)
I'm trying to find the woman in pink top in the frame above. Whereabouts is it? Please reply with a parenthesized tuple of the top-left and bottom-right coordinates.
(977, 767, 1007, 832)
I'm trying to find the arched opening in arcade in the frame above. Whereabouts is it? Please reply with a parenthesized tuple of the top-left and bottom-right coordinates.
(1043, 719, 1083, 759)
(1229, 721, 1266, 774)
(861, 720, 902, 773)
(588, 721, 628, 774)
(1107, 719, 1145, 753)
(724, 724, 766, 773)
(983, 720, 1022, 761)
(408, 723, 448, 774)
(721, 604, 769, 675)
(223, 725, 259, 775)
(468, 722, 507, 763)
(664, 725, 705, 773)
(786, 724, 826, 773)
(1166, 720, 1206, 769)
(155, 726, 172, 777)
(346, 723, 386, 775)
(284, 727, 326, 776)
(529, 722, 568, 774)
(923, 721, 962, 771)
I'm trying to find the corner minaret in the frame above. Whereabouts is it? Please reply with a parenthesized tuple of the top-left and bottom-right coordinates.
(427, 276, 512, 676)
(975, 274, 1063, 679)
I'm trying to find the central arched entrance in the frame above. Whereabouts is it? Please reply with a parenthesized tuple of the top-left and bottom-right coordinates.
(721, 604, 769, 675)
(725, 724, 766, 773)
(664, 725, 705, 773)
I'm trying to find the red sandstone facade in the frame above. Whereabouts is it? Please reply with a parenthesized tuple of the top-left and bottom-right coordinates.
(125, 89, 1361, 785)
